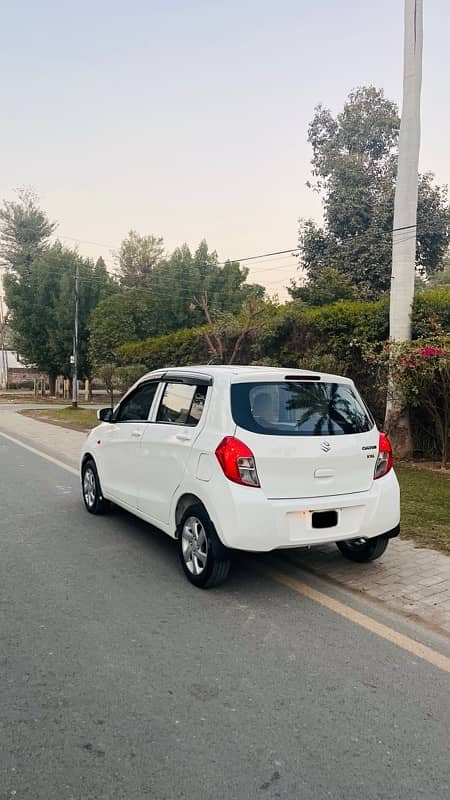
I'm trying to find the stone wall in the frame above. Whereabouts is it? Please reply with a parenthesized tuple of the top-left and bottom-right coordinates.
(7, 368, 48, 388)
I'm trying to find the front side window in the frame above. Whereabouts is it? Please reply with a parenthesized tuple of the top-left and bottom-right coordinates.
(231, 381, 373, 436)
(115, 382, 158, 423)
(156, 383, 207, 426)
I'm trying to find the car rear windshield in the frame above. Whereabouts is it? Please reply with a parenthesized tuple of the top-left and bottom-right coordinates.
(231, 381, 373, 436)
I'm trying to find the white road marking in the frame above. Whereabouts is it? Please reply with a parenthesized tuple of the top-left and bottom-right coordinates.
(0, 430, 79, 476)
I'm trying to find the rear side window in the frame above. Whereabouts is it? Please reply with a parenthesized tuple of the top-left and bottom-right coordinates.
(231, 381, 373, 436)
(157, 383, 207, 426)
(115, 381, 158, 422)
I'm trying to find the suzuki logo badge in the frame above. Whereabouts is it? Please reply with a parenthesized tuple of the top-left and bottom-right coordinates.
(321, 440, 331, 453)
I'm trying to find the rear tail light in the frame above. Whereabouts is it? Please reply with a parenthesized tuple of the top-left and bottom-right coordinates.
(215, 436, 260, 487)
(374, 433, 393, 479)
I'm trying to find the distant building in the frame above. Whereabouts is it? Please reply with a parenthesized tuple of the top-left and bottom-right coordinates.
(0, 350, 48, 390)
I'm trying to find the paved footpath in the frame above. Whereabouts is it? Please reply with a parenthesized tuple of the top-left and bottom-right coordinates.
(0, 407, 86, 468)
(1, 406, 449, 637)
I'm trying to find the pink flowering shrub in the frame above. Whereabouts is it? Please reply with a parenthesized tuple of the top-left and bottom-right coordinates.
(362, 319, 450, 466)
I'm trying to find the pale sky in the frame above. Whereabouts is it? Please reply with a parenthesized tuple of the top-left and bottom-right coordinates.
(1, 1, 449, 295)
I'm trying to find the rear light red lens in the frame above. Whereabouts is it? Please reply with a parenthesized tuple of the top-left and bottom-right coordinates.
(215, 436, 260, 487)
(374, 433, 393, 479)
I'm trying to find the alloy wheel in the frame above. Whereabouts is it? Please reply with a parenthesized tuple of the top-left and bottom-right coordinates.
(83, 467, 96, 509)
(181, 516, 209, 576)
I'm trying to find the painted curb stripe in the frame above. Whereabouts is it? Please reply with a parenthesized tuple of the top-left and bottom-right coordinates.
(265, 567, 450, 675)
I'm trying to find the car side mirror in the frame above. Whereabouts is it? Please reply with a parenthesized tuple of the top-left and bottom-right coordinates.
(97, 407, 113, 423)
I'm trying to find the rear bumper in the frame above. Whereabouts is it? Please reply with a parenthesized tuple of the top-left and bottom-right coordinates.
(385, 523, 400, 539)
(208, 469, 401, 552)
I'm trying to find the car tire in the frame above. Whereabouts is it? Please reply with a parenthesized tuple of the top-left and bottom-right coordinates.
(336, 534, 389, 563)
(178, 505, 231, 588)
(81, 459, 110, 515)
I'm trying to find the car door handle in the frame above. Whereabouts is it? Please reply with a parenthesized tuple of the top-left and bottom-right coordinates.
(175, 433, 192, 442)
(131, 430, 143, 439)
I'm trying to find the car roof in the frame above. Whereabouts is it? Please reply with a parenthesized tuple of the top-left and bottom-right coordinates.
(140, 365, 352, 384)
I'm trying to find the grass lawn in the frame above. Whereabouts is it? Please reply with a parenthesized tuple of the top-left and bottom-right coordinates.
(397, 465, 450, 554)
(22, 406, 99, 431)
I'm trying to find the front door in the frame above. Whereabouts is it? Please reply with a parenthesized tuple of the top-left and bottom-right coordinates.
(99, 381, 159, 509)
(138, 381, 208, 524)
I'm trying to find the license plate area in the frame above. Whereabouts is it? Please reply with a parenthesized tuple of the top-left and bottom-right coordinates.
(312, 510, 338, 529)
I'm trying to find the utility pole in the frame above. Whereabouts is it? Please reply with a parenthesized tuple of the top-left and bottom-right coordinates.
(385, 0, 423, 456)
(72, 263, 79, 409)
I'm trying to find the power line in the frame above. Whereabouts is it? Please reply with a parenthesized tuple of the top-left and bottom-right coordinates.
(23, 224, 435, 281)
(218, 248, 298, 265)
(15, 217, 446, 283)
(0, 243, 425, 299)
(3, 220, 445, 297)
(26, 229, 426, 288)
(52, 233, 116, 250)
(392, 223, 417, 232)
(6, 254, 298, 286)
(0, 270, 289, 305)
(48, 220, 432, 262)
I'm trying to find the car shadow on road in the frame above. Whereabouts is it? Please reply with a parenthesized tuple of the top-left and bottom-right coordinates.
(104, 503, 286, 595)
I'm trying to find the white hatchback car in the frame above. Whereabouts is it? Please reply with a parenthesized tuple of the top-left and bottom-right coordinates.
(81, 366, 400, 588)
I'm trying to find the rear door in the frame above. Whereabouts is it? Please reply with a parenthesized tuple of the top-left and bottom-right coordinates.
(231, 379, 379, 500)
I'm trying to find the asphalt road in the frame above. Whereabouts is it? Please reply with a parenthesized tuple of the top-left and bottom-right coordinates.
(1, 436, 450, 800)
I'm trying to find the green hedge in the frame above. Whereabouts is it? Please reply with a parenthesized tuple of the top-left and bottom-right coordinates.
(412, 287, 450, 336)
(117, 325, 210, 371)
(115, 287, 450, 453)
(116, 288, 450, 376)
(251, 297, 389, 366)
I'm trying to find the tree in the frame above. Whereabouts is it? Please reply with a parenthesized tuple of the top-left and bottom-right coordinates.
(0, 299, 10, 344)
(89, 288, 160, 366)
(115, 230, 165, 289)
(152, 240, 264, 331)
(296, 85, 450, 297)
(91, 235, 265, 370)
(97, 363, 120, 408)
(191, 291, 263, 364)
(92, 239, 265, 364)
(94, 256, 111, 281)
(4, 242, 115, 392)
(0, 188, 56, 274)
(0, 297, 10, 389)
(97, 363, 146, 408)
(290, 266, 358, 305)
(428, 252, 450, 286)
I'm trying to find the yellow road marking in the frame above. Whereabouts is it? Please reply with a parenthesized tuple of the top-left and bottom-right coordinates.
(265, 567, 450, 674)
(2, 428, 450, 673)
(0, 430, 79, 476)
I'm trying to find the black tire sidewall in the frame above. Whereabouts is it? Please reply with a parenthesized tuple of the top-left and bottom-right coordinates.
(337, 534, 388, 562)
(82, 459, 106, 515)
(178, 505, 229, 588)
